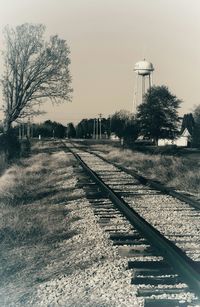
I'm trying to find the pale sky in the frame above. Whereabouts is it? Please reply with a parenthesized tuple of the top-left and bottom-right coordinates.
(0, 0, 200, 125)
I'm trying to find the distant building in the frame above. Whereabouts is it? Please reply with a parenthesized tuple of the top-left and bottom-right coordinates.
(158, 128, 191, 147)
(110, 133, 119, 140)
(158, 138, 173, 146)
(175, 128, 191, 147)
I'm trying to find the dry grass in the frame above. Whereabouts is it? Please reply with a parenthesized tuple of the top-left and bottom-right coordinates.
(0, 141, 82, 306)
(90, 144, 200, 199)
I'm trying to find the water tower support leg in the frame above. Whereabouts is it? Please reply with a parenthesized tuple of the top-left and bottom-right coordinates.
(133, 74, 139, 113)
(142, 76, 145, 102)
(149, 74, 151, 89)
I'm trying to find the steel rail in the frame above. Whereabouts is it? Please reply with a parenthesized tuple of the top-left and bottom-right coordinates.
(66, 143, 200, 297)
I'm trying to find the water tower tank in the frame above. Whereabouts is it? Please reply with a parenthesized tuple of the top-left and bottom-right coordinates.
(134, 60, 154, 76)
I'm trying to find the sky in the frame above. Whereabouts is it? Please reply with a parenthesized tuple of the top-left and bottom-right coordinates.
(0, 0, 200, 125)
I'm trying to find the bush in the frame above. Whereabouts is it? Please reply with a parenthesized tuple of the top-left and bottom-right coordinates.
(0, 151, 7, 174)
(0, 132, 20, 160)
(0, 132, 31, 161)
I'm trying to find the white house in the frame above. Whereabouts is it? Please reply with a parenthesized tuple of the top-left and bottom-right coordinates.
(158, 128, 191, 147)
(174, 128, 191, 147)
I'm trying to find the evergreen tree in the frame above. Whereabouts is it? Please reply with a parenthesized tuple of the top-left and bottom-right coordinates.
(192, 105, 200, 147)
(181, 113, 195, 135)
(67, 123, 76, 138)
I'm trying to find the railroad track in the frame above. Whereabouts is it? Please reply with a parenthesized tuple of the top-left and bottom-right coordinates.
(63, 140, 200, 306)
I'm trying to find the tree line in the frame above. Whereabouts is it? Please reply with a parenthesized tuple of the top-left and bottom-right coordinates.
(67, 86, 200, 147)
(1, 85, 199, 150)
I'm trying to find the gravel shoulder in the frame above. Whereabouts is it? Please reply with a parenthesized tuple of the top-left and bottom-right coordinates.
(33, 199, 140, 307)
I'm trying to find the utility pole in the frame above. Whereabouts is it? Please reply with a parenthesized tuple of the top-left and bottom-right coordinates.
(22, 123, 25, 139)
(93, 118, 96, 139)
(96, 118, 98, 139)
(27, 117, 30, 139)
(107, 115, 111, 139)
(98, 113, 102, 139)
(19, 124, 22, 139)
(31, 121, 34, 138)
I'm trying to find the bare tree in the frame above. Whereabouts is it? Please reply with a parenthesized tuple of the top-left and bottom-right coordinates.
(1, 23, 72, 133)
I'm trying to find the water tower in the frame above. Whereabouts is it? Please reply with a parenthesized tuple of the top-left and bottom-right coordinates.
(133, 59, 154, 112)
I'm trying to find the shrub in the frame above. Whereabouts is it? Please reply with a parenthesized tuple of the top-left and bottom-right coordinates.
(0, 132, 21, 160)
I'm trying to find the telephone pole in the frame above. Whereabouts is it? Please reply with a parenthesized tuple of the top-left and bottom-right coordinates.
(19, 124, 22, 139)
(22, 123, 25, 139)
(93, 118, 96, 139)
(27, 117, 30, 138)
(98, 113, 102, 139)
(96, 118, 98, 139)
